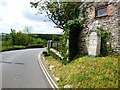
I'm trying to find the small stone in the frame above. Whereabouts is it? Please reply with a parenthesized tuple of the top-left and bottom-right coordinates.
(55, 77, 60, 82)
(64, 85, 72, 88)
(53, 75, 60, 82)
(49, 65, 54, 71)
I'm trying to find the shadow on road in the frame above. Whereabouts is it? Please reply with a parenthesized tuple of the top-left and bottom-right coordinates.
(0, 61, 25, 65)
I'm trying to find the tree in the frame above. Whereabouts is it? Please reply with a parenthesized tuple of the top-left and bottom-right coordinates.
(23, 26, 32, 45)
(15, 31, 29, 46)
(10, 29, 16, 45)
(30, 1, 82, 29)
(30, 0, 86, 62)
(10, 30, 30, 46)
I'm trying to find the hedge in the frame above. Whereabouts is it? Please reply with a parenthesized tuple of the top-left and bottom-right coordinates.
(1, 46, 26, 52)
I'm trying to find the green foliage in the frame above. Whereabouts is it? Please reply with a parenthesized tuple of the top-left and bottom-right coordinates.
(67, 19, 83, 61)
(31, 38, 47, 47)
(36, 38, 44, 44)
(30, 1, 82, 29)
(30, 0, 87, 63)
(2, 29, 56, 51)
(99, 27, 114, 56)
(15, 31, 29, 46)
(46, 2, 82, 29)
(10, 29, 16, 45)
(30, 34, 62, 41)
(27, 44, 44, 48)
(3, 34, 11, 41)
(1, 30, 61, 51)
(30, 34, 62, 47)
(2, 40, 12, 46)
(45, 56, 119, 88)
(60, 19, 84, 63)
(10, 30, 30, 46)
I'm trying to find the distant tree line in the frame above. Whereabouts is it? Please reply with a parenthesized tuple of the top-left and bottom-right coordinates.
(1, 29, 62, 51)
(30, 34, 62, 41)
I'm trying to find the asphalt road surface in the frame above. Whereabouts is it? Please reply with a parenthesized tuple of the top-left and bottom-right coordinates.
(1, 48, 52, 88)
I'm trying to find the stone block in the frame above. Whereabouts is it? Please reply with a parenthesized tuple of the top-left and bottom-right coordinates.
(88, 32, 101, 57)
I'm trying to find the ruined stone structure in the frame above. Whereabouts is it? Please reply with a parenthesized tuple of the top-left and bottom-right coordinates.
(78, 1, 120, 55)
(48, 1, 120, 60)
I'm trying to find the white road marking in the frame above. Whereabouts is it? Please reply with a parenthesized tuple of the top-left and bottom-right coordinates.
(38, 52, 58, 89)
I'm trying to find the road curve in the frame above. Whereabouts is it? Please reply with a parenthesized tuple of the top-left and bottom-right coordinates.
(1, 48, 52, 88)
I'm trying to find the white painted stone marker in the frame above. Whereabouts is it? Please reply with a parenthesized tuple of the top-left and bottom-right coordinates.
(88, 32, 101, 57)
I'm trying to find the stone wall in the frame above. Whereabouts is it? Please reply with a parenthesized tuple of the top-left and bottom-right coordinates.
(117, 1, 120, 52)
(78, 2, 120, 54)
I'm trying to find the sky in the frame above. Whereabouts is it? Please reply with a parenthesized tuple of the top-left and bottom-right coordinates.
(0, 0, 63, 34)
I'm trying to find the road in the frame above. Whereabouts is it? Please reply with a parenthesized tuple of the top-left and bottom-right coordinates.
(1, 48, 52, 88)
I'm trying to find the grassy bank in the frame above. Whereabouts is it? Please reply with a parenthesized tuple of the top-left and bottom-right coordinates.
(45, 56, 119, 88)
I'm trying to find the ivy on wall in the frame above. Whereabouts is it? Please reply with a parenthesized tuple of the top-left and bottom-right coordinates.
(60, 27, 69, 64)
(67, 19, 83, 61)
(59, 5, 87, 64)
(60, 19, 84, 64)
(98, 26, 114, 56)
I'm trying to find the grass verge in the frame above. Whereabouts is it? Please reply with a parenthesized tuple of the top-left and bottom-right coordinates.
(0, 45, 44, 52)
(45, 56, 119, 88)
(0, 46, 26, 52)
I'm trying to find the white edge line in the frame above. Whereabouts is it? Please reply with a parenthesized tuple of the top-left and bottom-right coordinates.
(39, 52, 58, 88)
(38, 52, 58, 89)
(39, 60, 55, 89)
(38, 52, 54, 88)
(42, 56, 59, 88)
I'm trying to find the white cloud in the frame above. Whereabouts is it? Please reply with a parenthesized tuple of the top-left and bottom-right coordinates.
(0, 0, 63, 34)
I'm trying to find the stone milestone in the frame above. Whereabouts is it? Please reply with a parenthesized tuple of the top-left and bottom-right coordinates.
(88, 32, 101, 58)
